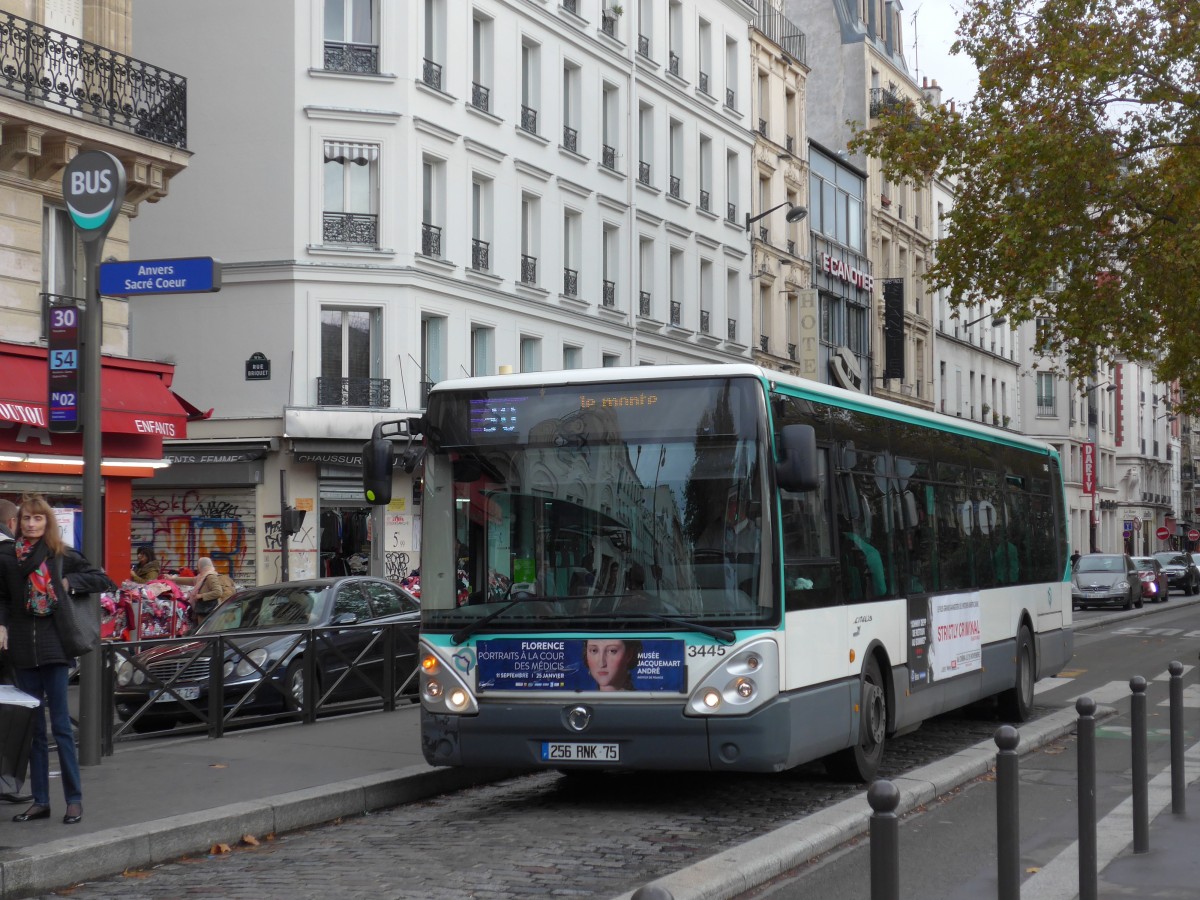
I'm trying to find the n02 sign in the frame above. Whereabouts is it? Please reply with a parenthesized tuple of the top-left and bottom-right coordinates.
(47, 301, 81, 433)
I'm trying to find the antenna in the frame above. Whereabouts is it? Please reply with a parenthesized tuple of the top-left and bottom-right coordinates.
(911, 3, 922, 84)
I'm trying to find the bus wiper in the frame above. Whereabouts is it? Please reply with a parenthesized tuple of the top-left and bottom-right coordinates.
(631, 612, 736, 643)
(450, 595, 533, 645)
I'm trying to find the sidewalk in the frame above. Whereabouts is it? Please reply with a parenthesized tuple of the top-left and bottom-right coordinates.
(0, 704, 515, 898)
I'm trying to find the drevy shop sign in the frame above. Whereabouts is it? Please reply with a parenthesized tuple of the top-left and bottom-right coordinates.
(820, 253, 874, 293)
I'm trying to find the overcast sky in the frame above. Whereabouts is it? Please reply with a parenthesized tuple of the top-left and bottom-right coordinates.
(904, 0, 979, 104)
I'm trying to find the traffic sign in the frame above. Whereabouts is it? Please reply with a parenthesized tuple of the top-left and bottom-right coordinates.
(46, 300, 80, 433)
(99, 257, 221, 296)
(1156, 526, 1171, 541)
(1189, 529, 1199, 542)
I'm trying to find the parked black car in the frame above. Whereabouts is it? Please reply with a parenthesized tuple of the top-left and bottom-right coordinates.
(114, 576, 420, 733)
(1152, 552, 1200, 595)
(1071, 553, 1140, 611)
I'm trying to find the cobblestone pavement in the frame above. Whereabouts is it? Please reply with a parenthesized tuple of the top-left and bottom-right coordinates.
(47, 701, 1043, 899)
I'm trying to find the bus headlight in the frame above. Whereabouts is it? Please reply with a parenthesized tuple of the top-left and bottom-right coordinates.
(686, 638, 779, 717)
(419, 642, 478, 715)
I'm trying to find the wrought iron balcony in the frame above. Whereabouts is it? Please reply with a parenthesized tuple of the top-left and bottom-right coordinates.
(422, 58, 442, 90)
(639, 291, 651, 317)
(564, 267, 578, 297)
(603, 280, 616, 307)
(562, 0, 578, 13)
(754, 9, 807, 65)
(759, 335, 769, 353)
(728, 318, 737, 341)
(700, 189, 710, 212)
(700, 309, 711, 334)
(323, 211, 378, 246)
(786, 135, 795, 153)
(316, 376, 390, 408)
(670, 301, 681, 326)
(421, 222, 442, 257)
(788, 343, 797, 361)
(521, 254, 537, 285)
(725, 88, 736, 109)
(727, 202, 737, 224)
(520, 104, 538, 134)
(637, 34, 651, 58)
(563, 125, 578, 153)
(787, 239, 797, 255)
(699, 71, 709, 94)
(471, 238, 490, 271)
(324, 41, 379, 75)
(602, 143, 617, 170)
(669, 175, 680, 199)
(669, 51, 680, 77)
(759, 226, 769, 243)
(0, 10, 188, 148)
(638, 160, 651, 185)
(870, 86, 905, 117)
(471, 82, 490, 112)
(757, 118, 767, 137)
(601, 14, 616, 37)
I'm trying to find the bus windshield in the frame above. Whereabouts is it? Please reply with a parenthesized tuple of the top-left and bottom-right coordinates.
(421, 376, 774, 631)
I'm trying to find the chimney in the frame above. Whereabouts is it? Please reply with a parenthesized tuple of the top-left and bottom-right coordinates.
(922, 77, 943, 106)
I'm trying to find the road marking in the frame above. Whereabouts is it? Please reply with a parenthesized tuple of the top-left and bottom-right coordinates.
(1156, 683, 1200, 708)
(1067, 680, 1135, 706)
(1035, 677, 1073, 696)
(1153, 664, 1196, 681)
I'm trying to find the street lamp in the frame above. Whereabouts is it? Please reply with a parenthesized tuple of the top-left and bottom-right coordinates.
(961, 309, 1007, 327)
(745, 201, 807, 231)
(1156, 413, 1178, 423)
(1083, 382, 1116, 394)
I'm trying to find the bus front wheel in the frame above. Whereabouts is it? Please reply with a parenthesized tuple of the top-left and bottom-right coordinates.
(825, 655, 887, 782)
(998, 625, 1035, 722)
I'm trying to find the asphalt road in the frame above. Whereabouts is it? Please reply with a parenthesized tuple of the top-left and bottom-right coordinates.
(47, 594, 1199, 899)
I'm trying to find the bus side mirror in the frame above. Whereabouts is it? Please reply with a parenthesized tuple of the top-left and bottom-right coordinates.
(362, 437, 394, 504)
(776, 424, 818, 492)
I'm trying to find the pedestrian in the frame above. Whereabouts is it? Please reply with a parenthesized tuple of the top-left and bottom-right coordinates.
(0, 494, 115, 825)
(178, 557, 224, 625)
(129, 545, 160, 583)
(0, 498, 32, 805)
(1070, 549, 1082, 568)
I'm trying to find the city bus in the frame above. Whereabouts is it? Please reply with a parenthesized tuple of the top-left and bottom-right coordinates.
(407, 365, 1072, 780)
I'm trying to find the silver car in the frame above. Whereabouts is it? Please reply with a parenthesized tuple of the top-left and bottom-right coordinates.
(1072, 553, 1140, 611)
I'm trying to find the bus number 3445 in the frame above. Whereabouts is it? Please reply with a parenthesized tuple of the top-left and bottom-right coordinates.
(687, 645, 728, 657)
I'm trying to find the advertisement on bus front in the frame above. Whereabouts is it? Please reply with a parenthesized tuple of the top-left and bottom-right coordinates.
(475, 637, 687, 692)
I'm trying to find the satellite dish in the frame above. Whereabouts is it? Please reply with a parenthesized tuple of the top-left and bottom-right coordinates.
(829, 346, 864, 392)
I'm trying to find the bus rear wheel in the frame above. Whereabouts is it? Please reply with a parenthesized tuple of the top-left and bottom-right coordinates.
(825, 655, 887, 782)
(998, 625, 1035, 722)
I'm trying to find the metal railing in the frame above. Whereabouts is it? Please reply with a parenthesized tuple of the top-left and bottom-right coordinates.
(669, 51, 680, 76)
(422, 58, 442, 90)
(725, 87, 736, 109)
(323, 211, 378, 246)
(520, 104, 538, 134)
(102, 623, 420, 750)
(669, 175, 681, 198)
(325, 41, 379, 75)
(562, 0, 578, 13)
(601, 15, 616, 37)
(639, 290, 651, 317)
(754, 9, 806, 65)
(0, 10, 188, 148)
(758, 117, 767, 137)
(670, 301, 681, 326)
(700, 309, 711, 334)
(760, 334, 770, 353)
(870, 86, 905, 117)
(471, 238, 490, 271)
(602, 280, 616, 307)
(471, 81, 490, 112)
(699, 71, 709, 94)
(564, 267, 578, 297)
(316, 376, 390, 407)
(638, 160, 651, 185)
(637, 34, 651, 58)
(421, 222, 442, 258)
(700, 189, 710, 212)
(788, 342, 797, 360)
(520, 254, 537, 285)
(563, 124, 578, 152)
(728, 318, 737, 341)
(602, 143, 617, 170)
(727, 202, 738, 224)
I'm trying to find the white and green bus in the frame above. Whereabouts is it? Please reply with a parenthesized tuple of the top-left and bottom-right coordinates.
(408, 365, 1072, 780)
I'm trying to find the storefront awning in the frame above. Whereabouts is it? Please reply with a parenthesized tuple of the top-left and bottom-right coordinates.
(0, 342, 196, 439)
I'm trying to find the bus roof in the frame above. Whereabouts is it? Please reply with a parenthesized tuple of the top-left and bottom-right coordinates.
(428, 364, 1058, 458)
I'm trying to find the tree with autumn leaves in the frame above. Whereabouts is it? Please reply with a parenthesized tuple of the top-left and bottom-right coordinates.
(850, 0, 1200, 405)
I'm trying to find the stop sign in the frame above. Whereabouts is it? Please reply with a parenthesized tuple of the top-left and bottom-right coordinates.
(1157, 526, 1171, 541)
(1190, 529, 1199, 542)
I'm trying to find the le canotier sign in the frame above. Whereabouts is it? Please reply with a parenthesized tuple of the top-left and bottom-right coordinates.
(98, 257, 222, 296)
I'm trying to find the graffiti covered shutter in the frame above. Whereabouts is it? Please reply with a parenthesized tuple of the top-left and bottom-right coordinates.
(130, 487, 259, 586)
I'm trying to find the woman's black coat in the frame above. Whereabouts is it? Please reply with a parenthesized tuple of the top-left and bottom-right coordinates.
(0, 540, 113, 669)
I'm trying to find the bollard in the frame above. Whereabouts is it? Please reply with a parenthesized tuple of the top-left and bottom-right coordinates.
(1077, 696, 1097, 900)
(868, 779, 901, 900)
(995, 725, 1021, 900)
(1171, 660, 1185, 814)
(1130, 675, 1149, 853)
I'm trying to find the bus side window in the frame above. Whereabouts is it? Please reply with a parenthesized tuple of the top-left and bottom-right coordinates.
(781, 449, 837, 610)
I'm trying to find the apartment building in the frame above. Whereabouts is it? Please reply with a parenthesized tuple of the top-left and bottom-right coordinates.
(129, 0, 758, 584)
(785, 0, 933, 408)
(0, 0, 190, 577)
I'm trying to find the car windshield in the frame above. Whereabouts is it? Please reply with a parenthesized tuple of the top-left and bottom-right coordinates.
(197, 587, 324, 633)
(1154, 553, 1187, 566)
(1131, 558, 1156, 570)
(1076, 556, 1123, 573)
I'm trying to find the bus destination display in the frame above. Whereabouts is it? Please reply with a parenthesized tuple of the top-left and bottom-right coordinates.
(47, 302, 81, 433)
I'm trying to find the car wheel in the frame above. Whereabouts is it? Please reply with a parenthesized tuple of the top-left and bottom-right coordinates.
(284, 659, 318, 711)
(825, 655, 887, 782)
(1124, 589, 1134, 611)
(999, 625, 1035, 722)
(1135, 594, 1144, 609)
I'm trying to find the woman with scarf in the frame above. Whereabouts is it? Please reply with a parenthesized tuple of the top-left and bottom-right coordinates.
(0, 495, 114, 825)
(179, 557, 224, 625)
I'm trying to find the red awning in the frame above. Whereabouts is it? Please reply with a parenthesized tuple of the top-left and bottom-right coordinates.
(0, 342, 192, 438)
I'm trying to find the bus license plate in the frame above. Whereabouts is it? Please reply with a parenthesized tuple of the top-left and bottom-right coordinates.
(155, 686, 199, 703)
(541, 742, 619, 763)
